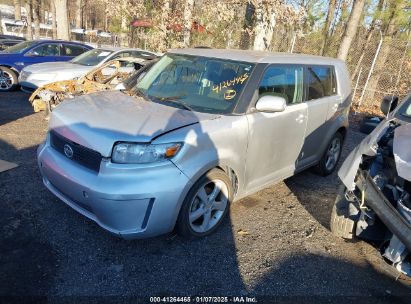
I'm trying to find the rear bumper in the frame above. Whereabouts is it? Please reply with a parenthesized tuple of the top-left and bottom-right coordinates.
(37, 140, 193, 239)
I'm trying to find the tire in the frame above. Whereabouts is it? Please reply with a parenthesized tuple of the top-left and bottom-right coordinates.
(176, 168, 233, 238)
(314, 132, 343, 176)
(0, 67, 18, 92)
(330, 185, 357, 239)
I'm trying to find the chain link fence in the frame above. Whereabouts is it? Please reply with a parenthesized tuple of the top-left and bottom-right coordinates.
(255, 28, 411, 116)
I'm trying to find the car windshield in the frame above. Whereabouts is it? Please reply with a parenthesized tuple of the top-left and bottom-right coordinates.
(2, 40, 37, 54)
(71, 49, 113, 66)
(132, 54, 254, 114)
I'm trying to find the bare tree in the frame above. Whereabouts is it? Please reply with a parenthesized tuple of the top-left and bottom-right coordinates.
(183, 0, 195, 47)
(253, 0, 276, 51)
(14, 0, 22, 20)
(50, 0, 57, 39)
(351, 0, 385, 80)
(320, 0, 337, 55)
(32, 0, 41, 39)
(337, 0, 366, 61)
(25, 0, 33, 40)
(53, 0, 70, 40)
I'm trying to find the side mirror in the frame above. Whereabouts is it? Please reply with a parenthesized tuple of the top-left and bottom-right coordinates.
(381, 95, 398, 116)
(255, 95, 286, 113)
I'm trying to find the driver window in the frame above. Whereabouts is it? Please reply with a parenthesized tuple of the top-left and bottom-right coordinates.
(259, 65, 303, 105)
(30, 44, 60, 56)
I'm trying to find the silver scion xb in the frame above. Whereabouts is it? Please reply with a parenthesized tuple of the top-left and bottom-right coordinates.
(37, 49, 352, 239)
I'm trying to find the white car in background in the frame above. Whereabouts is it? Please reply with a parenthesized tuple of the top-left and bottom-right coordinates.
(19, 47, 158, 92)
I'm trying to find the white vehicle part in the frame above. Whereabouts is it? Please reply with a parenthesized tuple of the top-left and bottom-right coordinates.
(394, 123, 411, 182)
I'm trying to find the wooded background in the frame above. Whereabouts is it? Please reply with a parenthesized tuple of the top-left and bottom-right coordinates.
(2, 0, 411, 113)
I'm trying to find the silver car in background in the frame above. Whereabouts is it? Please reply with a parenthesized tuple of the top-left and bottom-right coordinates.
(19, 47, 157, 92)
(37, 49, 352, 239)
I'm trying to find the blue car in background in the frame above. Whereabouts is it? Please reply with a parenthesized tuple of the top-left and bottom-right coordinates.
(0, 40, 93, 91)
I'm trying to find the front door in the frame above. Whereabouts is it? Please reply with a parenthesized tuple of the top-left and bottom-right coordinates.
(245, 65, 308, 193)
(24, 43, 63, 65)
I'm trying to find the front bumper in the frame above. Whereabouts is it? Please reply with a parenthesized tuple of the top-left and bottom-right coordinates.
(37, 140, 192, 239)
(19, 79, 45, 92)
(356, 170, 411, 251)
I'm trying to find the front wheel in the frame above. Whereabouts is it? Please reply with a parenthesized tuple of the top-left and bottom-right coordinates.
(0, 67, 18, 92)
(176, 168, 233, 238)
(314, 132, 343, 176)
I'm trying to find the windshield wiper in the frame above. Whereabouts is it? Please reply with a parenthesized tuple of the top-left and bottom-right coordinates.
(132, 88, 149, 100)
(149, 95, 193, 111)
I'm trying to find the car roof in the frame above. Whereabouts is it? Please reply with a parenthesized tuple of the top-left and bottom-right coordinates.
(97, 47, 155, 54)
(29, 39, 92, 46)
(168, 48, 345, 65)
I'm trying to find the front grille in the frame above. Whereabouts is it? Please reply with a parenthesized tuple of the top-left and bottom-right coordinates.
(50, 131, 102, 172)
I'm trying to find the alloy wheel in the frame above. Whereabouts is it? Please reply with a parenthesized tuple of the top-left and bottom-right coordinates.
(0, 70, 14, 90)
(188, 179, 229, 233)
(325, 137, 341, 171)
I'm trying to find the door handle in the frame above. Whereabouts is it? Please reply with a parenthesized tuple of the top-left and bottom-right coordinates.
(296, 114, 305, 123)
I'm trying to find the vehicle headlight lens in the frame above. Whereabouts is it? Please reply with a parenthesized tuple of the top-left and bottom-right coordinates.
(31, 73, 56, 81)
(112, 142, 183, 164)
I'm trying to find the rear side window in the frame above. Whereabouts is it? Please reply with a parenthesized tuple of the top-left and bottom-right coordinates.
(259, 65, 303, 104)
(63, 44, 88, 56)
(306, 66, 336, 100)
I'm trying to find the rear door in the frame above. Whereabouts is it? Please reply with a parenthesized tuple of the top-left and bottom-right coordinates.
(297, 66, 338, 169)
(245, 65, 308, 192)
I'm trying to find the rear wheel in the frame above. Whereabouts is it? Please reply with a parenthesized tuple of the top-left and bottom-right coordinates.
(177, 168, 233, 238)
(0, 67, 18, 92)
(314, 132, 343, 176)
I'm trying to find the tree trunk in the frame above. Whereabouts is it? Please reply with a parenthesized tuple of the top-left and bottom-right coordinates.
(25, 0, 33, 40)
(32, 0, 41, 39)
(253, 0, 276, 51)
(120, 0, 128, 46)
(337, 0, 365, 61)
(159, 0, 170, 51)
(320, 0, 337, 55)
(75, 0, 82, 28)
(239, 0, 255, 50)
(183, 0, 194, 47)
(14, 0, 22, 20)
(51, 0, 57, 39)
(53, 0, 69, 40)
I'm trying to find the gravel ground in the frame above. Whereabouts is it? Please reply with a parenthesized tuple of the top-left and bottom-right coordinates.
(1, 91, 411, 302)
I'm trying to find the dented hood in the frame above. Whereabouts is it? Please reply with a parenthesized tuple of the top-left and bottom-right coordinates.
(23, 61, 92, 73)
(49, 91, 217, 157)
(339, 118, 410, 190)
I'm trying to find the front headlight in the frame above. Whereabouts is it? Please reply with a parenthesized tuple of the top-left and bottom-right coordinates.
(31, 73, 56, 81)
(112, 142, 183, 164)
